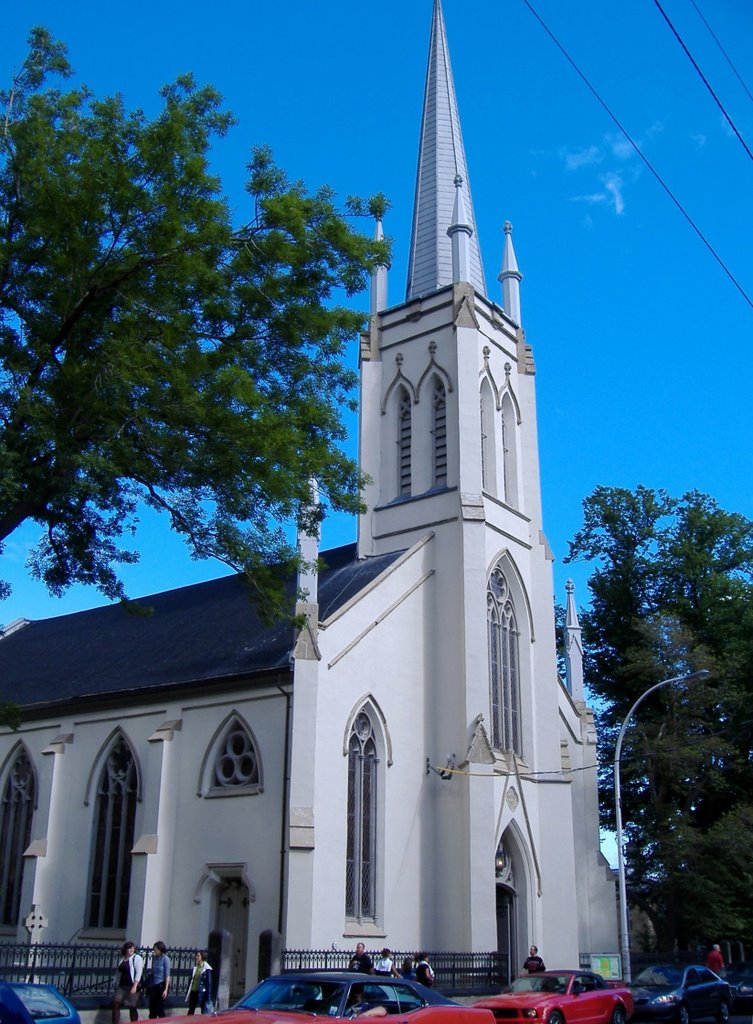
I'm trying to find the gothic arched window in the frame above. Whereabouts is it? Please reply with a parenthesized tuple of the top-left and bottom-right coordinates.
(0, 748, 35, 925)
(501, 393, 518, 508)
(480, 380, 496, 495)
(398, 387, 412, 497)
(345, 711, 378, 922)
(487, 567, 522, 754)
(87, 736, 138, 929)
(432, 379, 447, 488)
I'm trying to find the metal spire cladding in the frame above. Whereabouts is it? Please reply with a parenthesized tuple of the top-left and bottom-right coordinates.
(406, 0, 486, 301)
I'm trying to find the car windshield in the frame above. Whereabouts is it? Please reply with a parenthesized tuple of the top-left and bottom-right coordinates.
(11, 987, 71, 1020)
(508, 976, 570, 994)
(235, 979, 347, 1014)
(633, 967, 683, 987)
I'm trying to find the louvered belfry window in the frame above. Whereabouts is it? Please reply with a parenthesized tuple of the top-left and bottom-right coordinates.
(432, 380, 447, 487)
(0, 749, 35, 925)
(345, 712, 378, 921)
(87, 738, 137, 928)
(398, 388, 412, 496)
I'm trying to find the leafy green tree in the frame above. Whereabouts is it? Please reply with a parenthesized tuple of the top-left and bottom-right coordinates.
(567, 485, 753, 950)
(1, 29, 388, 617)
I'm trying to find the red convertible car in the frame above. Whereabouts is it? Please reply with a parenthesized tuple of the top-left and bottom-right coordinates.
(474, 970, 633, 1024)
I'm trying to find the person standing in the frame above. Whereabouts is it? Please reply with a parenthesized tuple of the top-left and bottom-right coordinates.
(522, 946, 546, 974)
(186, 951, 213, 1015)
(148, 941, 171, 1019)
(373, 949, 398, 977)
(706, 944, 725, 976)
(113, 942, 143, 1024)
(348, 943, 374, 974)
(414, 953, 434, 988)
(399, 958, 415, 980)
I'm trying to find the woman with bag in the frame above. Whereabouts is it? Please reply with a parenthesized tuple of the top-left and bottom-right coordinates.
(186, 950, 214, 1015)
(113, 942, 143, 1024)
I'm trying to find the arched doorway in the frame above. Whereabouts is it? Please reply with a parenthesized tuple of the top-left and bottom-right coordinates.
(495, 839, 517, 985)
(215, 877, 250, 1000)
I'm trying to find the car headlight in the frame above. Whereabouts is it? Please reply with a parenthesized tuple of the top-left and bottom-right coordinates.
(522, 1010, 539, 1018)
(653, 994, 678, 1005)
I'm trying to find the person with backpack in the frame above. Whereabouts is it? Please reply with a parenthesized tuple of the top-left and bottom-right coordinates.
(414, 954, 434, 988)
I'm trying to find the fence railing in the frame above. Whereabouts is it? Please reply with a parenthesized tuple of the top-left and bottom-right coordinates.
(281, 949, 510, 993)
(0, 942, 197, 999)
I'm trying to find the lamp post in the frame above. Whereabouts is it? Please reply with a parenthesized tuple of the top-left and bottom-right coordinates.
(613, 669, 710, 983)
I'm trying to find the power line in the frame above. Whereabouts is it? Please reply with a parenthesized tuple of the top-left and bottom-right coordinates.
(653, 0, 753, 165)
(689, 0, 753, 107)
(518, 0, 753, 312)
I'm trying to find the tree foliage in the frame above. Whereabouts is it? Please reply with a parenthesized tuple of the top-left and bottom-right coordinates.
(567, 485, 753, 950)
(0, 29, 389, 617)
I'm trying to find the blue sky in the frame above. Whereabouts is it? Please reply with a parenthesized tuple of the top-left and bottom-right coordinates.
(2, 0, 752, 637)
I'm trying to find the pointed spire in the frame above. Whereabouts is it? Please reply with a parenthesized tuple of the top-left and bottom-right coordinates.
(564, 579, 584, 700)
(447, 174, 472, 284)
(297, 478, 320, 605)
(498, 221, 523, 325)
(370, 217, 388, 315)
(406, 0, 486, 301)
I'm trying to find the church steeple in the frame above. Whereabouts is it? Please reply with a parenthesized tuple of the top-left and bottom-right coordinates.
(406, 0, 486, 300)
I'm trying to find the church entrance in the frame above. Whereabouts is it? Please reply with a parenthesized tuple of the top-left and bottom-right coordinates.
(495, 837, 518, 985)
(215, 877, 250, 1000)
(496, 885, 516, 984)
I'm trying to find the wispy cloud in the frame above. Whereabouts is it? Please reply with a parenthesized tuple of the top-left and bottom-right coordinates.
(603, 173, 625, 214)
(563, 144, 602, 171)
(570, 173, 625, 215)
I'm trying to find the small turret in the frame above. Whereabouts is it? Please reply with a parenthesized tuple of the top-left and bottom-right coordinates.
(447, 174, 473, 284)
(564, 579, 584, 700)
(498, 221, 522, 325)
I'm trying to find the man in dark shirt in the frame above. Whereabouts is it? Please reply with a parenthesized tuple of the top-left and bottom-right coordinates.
(522, 945, 546, 974)
(349, 943, 374, 974)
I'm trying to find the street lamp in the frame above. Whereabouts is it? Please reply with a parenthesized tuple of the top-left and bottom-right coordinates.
(613, 668, 711, 983)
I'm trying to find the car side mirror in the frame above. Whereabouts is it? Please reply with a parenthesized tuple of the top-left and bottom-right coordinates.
(572, 983, 584, 995)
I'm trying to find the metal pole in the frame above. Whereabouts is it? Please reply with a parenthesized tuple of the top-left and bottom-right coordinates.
(613, 669, 710, 983)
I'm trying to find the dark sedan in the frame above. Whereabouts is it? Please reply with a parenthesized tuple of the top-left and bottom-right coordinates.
(630, 965, 731, 1024)
(723, 962, 753, 1011)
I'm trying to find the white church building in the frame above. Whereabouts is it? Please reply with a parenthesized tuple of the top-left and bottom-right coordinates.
(0, 0, 617, 996)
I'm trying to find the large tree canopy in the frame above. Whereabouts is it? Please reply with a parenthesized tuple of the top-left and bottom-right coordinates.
(567, 485, 753, 950)
(0, 29, 388, 618)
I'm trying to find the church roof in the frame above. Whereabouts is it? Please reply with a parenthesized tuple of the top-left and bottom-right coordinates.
(0, 543, 402, 713)
(406, 0, 486, 300)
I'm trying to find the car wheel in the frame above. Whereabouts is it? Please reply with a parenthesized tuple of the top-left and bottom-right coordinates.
(677, 1003, 691, 1024)
(611, 1005, 626, 1024)
(548, 1011, 565, 1024)
(716, 1002, 729, 1024)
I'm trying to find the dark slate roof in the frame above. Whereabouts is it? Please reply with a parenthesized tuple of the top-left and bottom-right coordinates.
(0, 543, 403, 712)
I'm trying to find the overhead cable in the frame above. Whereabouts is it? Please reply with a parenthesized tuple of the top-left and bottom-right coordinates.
(653, 0, 753, 165)
(519, 0, 753, 312)
(689, 0, 753, 107)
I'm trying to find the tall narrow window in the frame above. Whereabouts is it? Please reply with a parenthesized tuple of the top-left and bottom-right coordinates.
(501, 394, 518, 507)
(87, 737, 138, 929)
(487, 567, 521, 754)
(432, 379, 447, 487)
(0, 748, 35, 925)
(480, 380, 496, 495)
(345, 711, 378, 921)
(398, 388, 411, 496)
(480, 397, 488, 491)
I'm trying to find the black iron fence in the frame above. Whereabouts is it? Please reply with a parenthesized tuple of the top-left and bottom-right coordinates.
(0, 942, 197, 999)
(281, 949, 510, 993)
